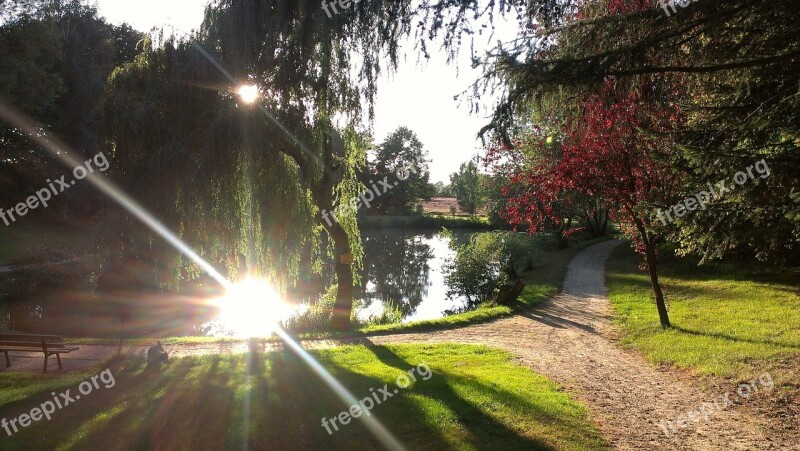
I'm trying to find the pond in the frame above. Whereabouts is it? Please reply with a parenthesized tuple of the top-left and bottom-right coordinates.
(355, 228, 472, 323)
(0, 228, 476, 337)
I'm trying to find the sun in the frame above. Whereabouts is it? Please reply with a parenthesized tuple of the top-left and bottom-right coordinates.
(211, 278, 293, 337)
(237, 84, 259, 104)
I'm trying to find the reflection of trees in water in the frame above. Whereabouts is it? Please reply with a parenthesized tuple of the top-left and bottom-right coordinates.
(360, 232, 434, 318)
(0, 261, 220, 337)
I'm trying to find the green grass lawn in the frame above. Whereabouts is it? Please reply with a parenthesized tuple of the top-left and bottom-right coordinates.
(0, 344, 607, 450)
(607, 245, 800, 385)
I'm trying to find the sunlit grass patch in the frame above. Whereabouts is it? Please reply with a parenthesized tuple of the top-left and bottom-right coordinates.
(607, 245, 800, 382)
(0, 372, 91, 406)
(0, 344, 607, 450)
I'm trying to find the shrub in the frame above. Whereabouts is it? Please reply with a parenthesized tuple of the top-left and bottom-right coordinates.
(280, 285, 336, 334)
(354, 301, 403, 327)
(499, 232, 543, 275)
(441, 230, 543, 309)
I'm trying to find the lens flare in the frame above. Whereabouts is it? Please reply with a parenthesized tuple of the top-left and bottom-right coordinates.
(210, 278, 295, 337)
(238, 84, 259, 104)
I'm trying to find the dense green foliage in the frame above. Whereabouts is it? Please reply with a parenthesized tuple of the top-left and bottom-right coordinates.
(361, 127, 434, 214)
(443, 231, 508, 307)
(0, 0, 142, 213)
(473, 0, 799, 265)
(450, 159, 487, 215)
(442, 230, 544, 309)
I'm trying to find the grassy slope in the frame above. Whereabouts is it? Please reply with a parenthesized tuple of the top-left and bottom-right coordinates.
(0, 344, 607, 450)
(607, 245, 800, 385)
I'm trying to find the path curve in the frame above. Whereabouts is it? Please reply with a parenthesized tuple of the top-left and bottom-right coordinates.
(366, 239, 787, 450)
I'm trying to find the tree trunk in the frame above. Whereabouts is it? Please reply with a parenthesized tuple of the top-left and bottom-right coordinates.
(599, 210, 609, 236)
(629, 209, 671, 328)
(595, 208, 609, 237)
(118, 319, 124, 356)
(644, 241, 671, 328)
(323, 220, 354, 330)
(284, 125, 354, 330)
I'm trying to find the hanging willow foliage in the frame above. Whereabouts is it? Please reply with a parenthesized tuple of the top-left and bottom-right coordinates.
(99, 33, 323, 290)
(96, 0, 540, 324)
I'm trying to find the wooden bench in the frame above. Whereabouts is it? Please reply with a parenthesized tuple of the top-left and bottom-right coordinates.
(0, 333, 80, 374)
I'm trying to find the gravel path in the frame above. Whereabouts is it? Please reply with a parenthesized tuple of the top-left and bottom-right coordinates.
(4, 239, 792, 449)
(364, 239, 788, 450)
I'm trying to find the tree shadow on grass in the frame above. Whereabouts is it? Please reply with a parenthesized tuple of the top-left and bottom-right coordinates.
(440, 372, 605, 448)
(4, 348, 453, 450)
(251, 346, 453, 450)
(671, 326, 800, 351)
(363, 344, 560, 450)
(0, 343, 600, 450)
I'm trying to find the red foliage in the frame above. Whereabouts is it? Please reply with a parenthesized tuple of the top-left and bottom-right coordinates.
(490, 79, 684, 252)
(609, 0, 653, 14)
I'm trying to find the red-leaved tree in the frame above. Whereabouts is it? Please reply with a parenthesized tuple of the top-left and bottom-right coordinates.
(491, 80, 684, 327)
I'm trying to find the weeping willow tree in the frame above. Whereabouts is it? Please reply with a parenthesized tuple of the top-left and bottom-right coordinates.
(191, 0, 540, 327)
(98, 0, 541, 328)
(99, 34, 318, 298)
(97, 0, 421, 329)
(99, 39, 361, 328)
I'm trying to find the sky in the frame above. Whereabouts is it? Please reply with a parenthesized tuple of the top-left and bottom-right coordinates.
(95, 0, 518, 183)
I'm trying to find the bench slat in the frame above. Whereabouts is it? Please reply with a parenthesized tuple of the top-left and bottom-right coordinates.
(1, 347, 78, 352)
(0, 339, 65, 344)
(0, 341, 67, 346)
(0, 334, 64, 340)
(0, 341, 66, 344)
(0, 343, 46, 348)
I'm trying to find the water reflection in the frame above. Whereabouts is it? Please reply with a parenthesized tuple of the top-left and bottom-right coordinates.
(0, 229, 474, 337)
(359, 232, 433, 318)
(356, 229, 470, 323)
(0, 266, 220, 338)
